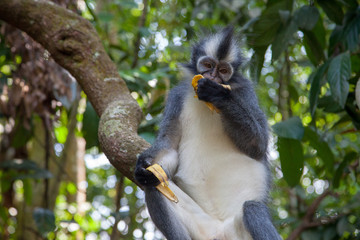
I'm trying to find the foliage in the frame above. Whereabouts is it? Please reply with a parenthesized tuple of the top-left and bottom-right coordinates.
(0, 0, 359, 240)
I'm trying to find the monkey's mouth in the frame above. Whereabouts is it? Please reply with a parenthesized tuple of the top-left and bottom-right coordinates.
(202, 73, 224, 84)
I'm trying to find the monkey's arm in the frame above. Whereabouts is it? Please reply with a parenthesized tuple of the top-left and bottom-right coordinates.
(135, 81, 188, 186)
(243, 201, 281, 240)
(197, 76, 268, 160)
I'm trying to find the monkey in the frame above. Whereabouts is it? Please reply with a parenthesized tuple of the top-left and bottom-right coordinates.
(135, 26, 281, 240)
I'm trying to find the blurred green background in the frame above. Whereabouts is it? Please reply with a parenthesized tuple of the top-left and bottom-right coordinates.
(0, 0, 359, 239)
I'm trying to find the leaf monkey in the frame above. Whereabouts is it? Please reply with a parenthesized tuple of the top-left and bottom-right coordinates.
(135, 26, 281, 240)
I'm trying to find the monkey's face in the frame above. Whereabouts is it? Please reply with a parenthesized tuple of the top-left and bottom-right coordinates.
(196, 56, 233, 84)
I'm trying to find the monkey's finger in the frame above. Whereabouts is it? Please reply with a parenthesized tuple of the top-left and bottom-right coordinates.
(192, 74, 204, 93)
(156, 184, 179, 203)
(146, 164, 169, 187)
(146, 164, 179, 203)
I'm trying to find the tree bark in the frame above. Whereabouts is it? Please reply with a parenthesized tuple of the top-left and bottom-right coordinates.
(0, 0, 150, 182)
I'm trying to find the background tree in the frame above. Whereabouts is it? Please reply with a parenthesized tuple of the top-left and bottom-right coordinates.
(0, 0, 359, 239)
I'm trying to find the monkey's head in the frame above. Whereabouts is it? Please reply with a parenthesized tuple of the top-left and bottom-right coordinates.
(185, 26, 242, 84)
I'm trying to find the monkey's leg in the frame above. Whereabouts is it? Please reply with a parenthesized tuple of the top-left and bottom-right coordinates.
(145, 181, 221, 240)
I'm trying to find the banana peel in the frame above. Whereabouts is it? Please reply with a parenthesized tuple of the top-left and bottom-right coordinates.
(146, 164, 178, 203)
(192, 74, 231, 113)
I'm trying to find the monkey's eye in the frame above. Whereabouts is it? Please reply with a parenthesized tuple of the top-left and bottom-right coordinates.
(203, 62, 212, 69)
(219, 69, 228, 74)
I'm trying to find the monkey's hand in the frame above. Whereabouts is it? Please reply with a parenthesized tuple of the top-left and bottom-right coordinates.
(135, 156, 161, 187)
(197, 78, 231, 104)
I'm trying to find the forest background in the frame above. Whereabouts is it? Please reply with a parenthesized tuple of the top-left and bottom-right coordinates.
(0, 0, 359, 239)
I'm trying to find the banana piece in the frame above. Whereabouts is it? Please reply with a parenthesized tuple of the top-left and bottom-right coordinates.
(191, 74, 231, 113)
(146, 164, 178, 203)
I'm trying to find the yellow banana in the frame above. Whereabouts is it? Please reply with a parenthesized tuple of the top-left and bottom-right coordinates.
(191, 74, 231, 113)
(146, 164, 179, 203)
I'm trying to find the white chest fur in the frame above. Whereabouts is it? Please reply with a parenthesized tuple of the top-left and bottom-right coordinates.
(175, 92, 268, 220)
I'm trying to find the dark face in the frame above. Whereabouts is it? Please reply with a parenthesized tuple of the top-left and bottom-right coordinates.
(196, 56, 233, 84)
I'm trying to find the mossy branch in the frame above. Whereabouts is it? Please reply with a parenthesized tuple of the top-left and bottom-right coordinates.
(0, 0, 150, 182)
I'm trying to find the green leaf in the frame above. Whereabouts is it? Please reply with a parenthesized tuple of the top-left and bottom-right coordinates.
(54, 125, 68, 144)
(83, 101, 99, 149)
(0, 159, 53, 180)
(278, 137, 304, 187)
(303, 127, 334, 173)
(272, 117, 304, 140)
(66, 182, 77, 195)
(271, 19, 298, 60)
(0, 205, 7, 222)
(247, 0, 293, 47)
(309, 61, 330, 116)
(317, 0, 344, 25)
(327, 52, 351, 108)
(351, 54, 360, 73)
(317, 96, 343, 113)
(294, 6, 319, 31)
(250, 46, 267, 82)
(97, 12, 114, 22)
(329, 26, 344, 56)
(336, 216, 356, 236)
(23, 179, 33, 205)
(333, 152, 358, 188)
(302, 19, 326, 66)
(33, 208, 56, 236)
(343, 12, 360, 52)
(11, 121, 33, 148)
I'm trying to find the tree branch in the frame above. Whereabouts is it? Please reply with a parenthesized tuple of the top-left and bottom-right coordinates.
(287, 190, 331, 240)
(131, 0, 149, 69)
(0, 0, 150, 182)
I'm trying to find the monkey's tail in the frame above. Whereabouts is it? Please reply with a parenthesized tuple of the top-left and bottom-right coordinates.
(145, 187, 192, 240)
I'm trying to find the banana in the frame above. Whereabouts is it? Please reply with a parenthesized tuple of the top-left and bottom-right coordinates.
(191, 74, 231, 113)
(146, 164, 179, 203)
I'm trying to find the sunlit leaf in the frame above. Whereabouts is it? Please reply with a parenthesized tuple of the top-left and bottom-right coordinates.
(54, 125, 68, 144)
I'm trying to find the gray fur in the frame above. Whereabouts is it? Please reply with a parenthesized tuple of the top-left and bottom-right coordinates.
(145, 188, 191, 240)
(135, 27, 280, 240)
(243, 201, 282, 240)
